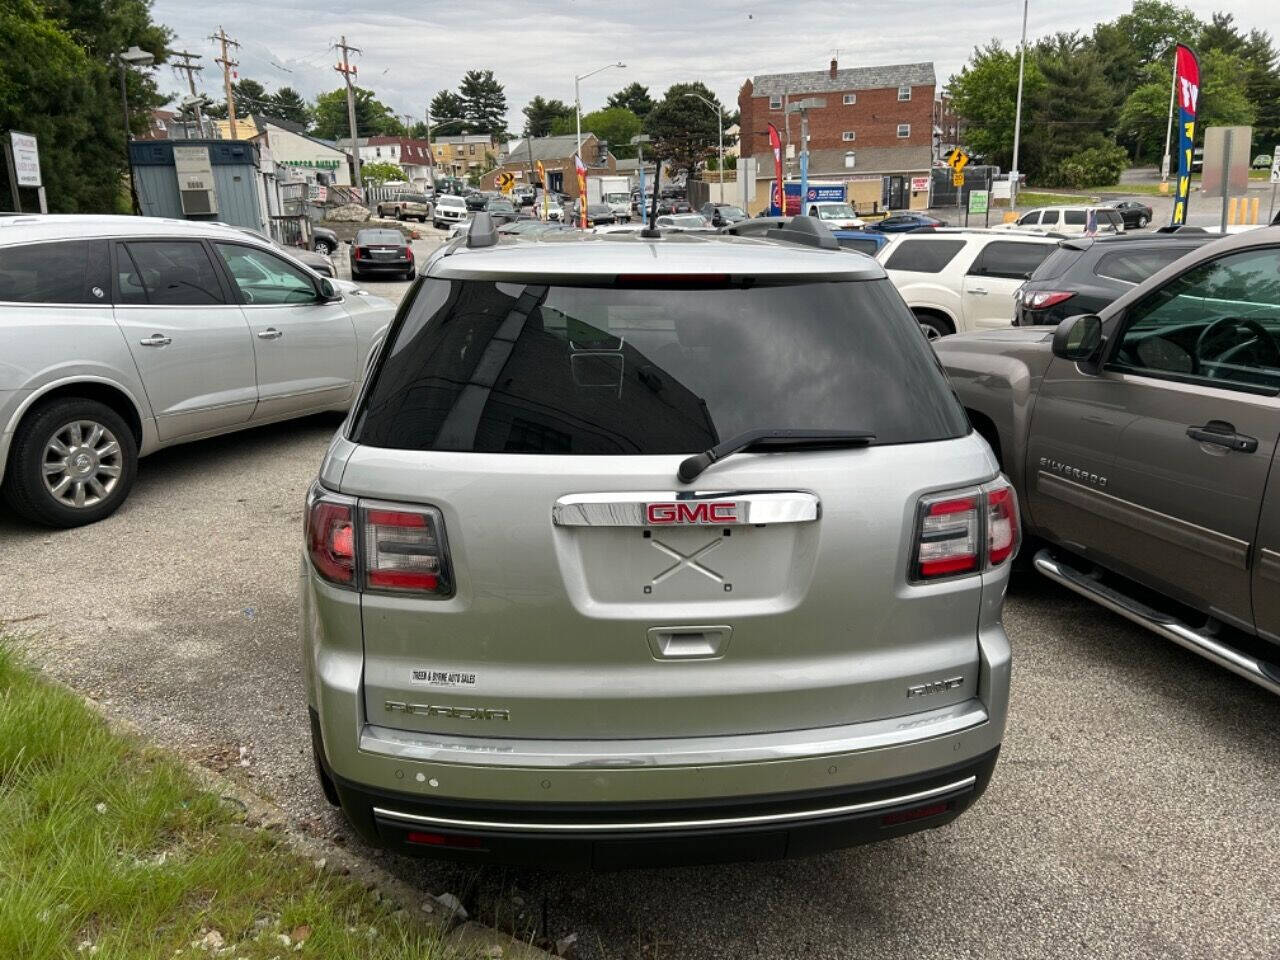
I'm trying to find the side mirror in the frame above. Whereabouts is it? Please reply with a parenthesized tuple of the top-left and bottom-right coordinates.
(1052, 313, 1103, 362)
(318, 278, 341, 302)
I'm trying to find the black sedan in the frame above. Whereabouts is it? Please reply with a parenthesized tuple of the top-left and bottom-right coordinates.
(349, 228, 414, 281)
(1104, 199, 1154, 229)
(869, 212, 947, 233)
(464, 192, 489, 212)
(700, 203, 748, 226)
(485, 199, 521, 224)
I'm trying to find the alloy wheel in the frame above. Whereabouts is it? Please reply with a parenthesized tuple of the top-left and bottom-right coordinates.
(41, 420, 122, 509)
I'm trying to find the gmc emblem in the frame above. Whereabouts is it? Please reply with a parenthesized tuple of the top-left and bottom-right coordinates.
(646, 501, 739, 525)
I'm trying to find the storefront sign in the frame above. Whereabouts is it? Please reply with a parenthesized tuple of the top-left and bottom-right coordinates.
(9, 131, 41, 187)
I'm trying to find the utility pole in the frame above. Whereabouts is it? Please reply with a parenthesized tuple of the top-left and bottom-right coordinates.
(170, 50, 205, 134)
(333, 36, 363, 188)
(1010, 0, 1029, 209)
(210, 27, 239, 139)
(423, 101, 436, 187)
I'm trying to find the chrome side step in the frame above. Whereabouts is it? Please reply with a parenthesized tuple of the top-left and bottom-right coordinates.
(1033, 549, 1280, 697)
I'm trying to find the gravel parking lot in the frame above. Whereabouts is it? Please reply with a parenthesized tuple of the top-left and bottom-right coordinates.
(3, 254, 1279, 960)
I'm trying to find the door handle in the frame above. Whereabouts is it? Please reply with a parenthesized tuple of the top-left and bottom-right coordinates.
(138, 334, 171, 347)
(257, 328, 283, 340)
(1187, 422, 1258, 453)
(969, 288, 988, 295)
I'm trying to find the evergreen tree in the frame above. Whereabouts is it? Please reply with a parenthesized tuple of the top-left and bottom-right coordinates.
(606, 82, 655, 118)
(458, 69, 508, 138)
(269, 86, 311, 127)
(522, 95, 573, 137)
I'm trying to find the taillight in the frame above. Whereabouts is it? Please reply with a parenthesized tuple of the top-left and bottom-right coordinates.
(363, 504, 452, 597)
(986, 482, 1021, 567)
(1023, 290, 1074, 310)
(307, 490, 355, 586)
(353, 246, 366, 260)
(405, 246, 414, 262)
(913, 489, 981, 580)
(911, 478, 1020, 582)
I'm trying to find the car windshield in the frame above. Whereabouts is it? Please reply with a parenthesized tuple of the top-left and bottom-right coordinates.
(358, 230, 403, 245)
(817, 204, 856, 219)
(489, 201, 516, 213)
(351, 278, 968, 454)
(716, 206, 746, 218)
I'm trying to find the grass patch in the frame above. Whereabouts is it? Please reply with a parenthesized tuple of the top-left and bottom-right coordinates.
(0, 641, 455, 960)
(1010, 191, 1086, 207)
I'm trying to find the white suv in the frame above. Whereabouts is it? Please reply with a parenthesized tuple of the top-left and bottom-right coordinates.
(996, 205, 1125, 237)
(877, 230, 1060, 339)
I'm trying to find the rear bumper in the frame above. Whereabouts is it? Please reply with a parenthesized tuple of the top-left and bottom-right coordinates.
(352, 259, 411, 274)
(312, 706, 998, 867)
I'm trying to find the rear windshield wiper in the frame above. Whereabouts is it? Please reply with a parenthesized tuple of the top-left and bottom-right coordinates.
(678, 429, 877, 483)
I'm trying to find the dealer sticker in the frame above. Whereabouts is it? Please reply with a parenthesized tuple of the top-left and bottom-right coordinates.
(410, 668, 477, 688)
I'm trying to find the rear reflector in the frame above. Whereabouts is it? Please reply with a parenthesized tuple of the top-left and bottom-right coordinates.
(986, 483, 1021, 567)
(363, 504, 452, 597)
(881, 801, 951, 826)
(406, 831, 485, 849)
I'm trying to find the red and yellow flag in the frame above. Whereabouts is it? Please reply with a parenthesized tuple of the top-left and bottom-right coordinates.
(574, 153, 588, 227)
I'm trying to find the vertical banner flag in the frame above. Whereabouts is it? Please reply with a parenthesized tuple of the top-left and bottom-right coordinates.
(536, 160, 547, 220)
(637, 161, 647, 227)
(768, 123, 783, 216)
(1171, 44, 1200, 226)
(574, 153, 588, 227)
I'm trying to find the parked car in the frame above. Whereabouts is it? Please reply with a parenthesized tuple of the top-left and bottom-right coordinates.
(376, 192, 431, 223)
(655, 213, 713, 231)
(1103, 199, 1154, 230)
(350, 228, 415, 281)
(568, 200, 616, 226)
(718, 218, 889, 256)
(302, 214, 1014, 867)
(311, 226, 339, 256)
(804, 201, 865, 230)
(831, 229, 891, 256)
(484, 199, 521, 224)
(544, 197, 564, 222)
(0, 215, 394, 527)
(513, 186, 536, 207)
(934, 226, 1280, 696)
(877, 230, 1059, 339)
(996, 205, 1124, 236)
(464, 192, 489, 212)
(432, 194, 469, 230)
(656, 198, 692, 216)
(1015, 233, 1215, 326)
(700, 203, 748, 227)
(1252, 153, 1273, 169)
(871, 213, 948, 233)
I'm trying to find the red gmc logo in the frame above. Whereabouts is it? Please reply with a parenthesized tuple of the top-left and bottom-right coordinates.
(645, 501, 739, 525)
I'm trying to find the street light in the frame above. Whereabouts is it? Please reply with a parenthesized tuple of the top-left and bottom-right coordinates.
(1010, 0, 1029, 209)
(117, 45, 155, 215)
(574, 62, 625, 160)
(682, 92, 725, 202)
(787, 98, 825, 216)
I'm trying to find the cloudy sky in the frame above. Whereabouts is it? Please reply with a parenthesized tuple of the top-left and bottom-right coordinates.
(153, 0, 1278, 128)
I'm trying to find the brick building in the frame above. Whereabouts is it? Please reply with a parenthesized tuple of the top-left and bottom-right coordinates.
(738, 59, 936, 214)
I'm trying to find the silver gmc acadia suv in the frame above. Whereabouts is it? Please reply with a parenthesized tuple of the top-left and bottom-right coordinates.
(301, 214, 1017, 867)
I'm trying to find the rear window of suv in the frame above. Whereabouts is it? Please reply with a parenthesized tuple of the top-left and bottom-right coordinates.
(883, 239, 966, 273)
(351, 278, 968, 454)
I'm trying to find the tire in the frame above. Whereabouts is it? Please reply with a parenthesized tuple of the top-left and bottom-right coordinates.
(314, 240, 333, 256)
(1137, 215, 1149, 228)
(913, 311, 953, 341)
(376, 206, 384, 218)
(403, 268, 416, 280)
(433, 220, 442, 229)
(3, 397, 138, 528)
(351, 267, 363, 281)
(418, 215, 426, 223)
(395, 208, 404, 221)
(312, 742, 340, 807)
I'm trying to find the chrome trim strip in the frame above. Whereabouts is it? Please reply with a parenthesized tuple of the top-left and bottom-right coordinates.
(551, 490, 820, 527)
(372, 777, 976, 834)
(1259, 548, 1280, 585)
(1036, 471, 1249, 570)
(360, 699, 988, 768)
(1033, 549, 1280, 696)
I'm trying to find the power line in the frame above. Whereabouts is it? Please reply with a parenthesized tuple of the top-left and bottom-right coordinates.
(209, 26, 241, 138)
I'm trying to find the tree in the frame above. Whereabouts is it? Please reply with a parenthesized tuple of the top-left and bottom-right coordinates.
(1197, 49, 1256, 129)
(643, 82, 724, 178)
(579, 107, 642, 158)
(360, 160, 403, 185)
(458, 69, 507, 138)
(947, 42, 1043, 170)
(1241, 30, 1280, 145)
(429, 88, 465, 130)
(606, 82, 655, 118)
(1024, 34, 1118, 183)
(268, 86, 311, 127)
(311, 86, 398, 141)
(1, 0, 170, 213)
(205, 77, 268, 119)
(522, 95, 573, 137)
(1117, 81, 1172, 163)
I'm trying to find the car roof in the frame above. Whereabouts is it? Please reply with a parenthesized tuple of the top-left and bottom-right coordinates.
(430, 231, 885, 283)
(0, 214, 275, 247)
(1058, 232, 1213, 251)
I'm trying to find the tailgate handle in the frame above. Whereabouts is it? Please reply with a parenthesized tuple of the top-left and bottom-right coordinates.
(647, 625, 732, 661)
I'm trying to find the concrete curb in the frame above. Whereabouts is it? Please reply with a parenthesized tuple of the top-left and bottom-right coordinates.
(78, 694, 554, 960)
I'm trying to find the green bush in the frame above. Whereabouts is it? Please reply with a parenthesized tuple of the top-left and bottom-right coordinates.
(1047, 144, 1129, 188)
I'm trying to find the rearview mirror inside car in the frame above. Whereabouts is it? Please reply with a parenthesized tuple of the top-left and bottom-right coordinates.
(1052, 313, 1102, 362)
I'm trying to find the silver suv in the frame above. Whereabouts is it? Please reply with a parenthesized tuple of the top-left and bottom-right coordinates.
(302, 215, 1016, 867)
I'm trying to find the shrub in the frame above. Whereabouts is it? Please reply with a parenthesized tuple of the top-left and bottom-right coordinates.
(1047, 144, 1129, 188)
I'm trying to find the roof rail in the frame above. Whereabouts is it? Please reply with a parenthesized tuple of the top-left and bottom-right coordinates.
(763, 215, 839, 250)
(466, 212, 499, 248)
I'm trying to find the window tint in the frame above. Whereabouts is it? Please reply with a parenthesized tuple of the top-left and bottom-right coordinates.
(1063, 210, 1086, 225)
(884, 239, 966, 273)
(215, 243, 317, 304)
(1030, 246, 1085, 281)
(352, 279, 968, 454)
(1040, 210, 1060, 225)
(969, 242, 1052, 280)
(118, 241, 225, 305)
(0, 240, 109, 304)
(837, 236, 881, 255)
(1017, 212, 1040, 226)
(1094, 247, 1195, 285)
(1111, 247, 1280, 391)
(358, 230, 404, 245)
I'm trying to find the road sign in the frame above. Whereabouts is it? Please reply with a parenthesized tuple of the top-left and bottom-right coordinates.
(496, 171, 515, 194)
(952, 172, 965, 188)
(968, 190, 989, 215)
(946, 149, 970, 172)
(1271, 145, 1280, 184)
